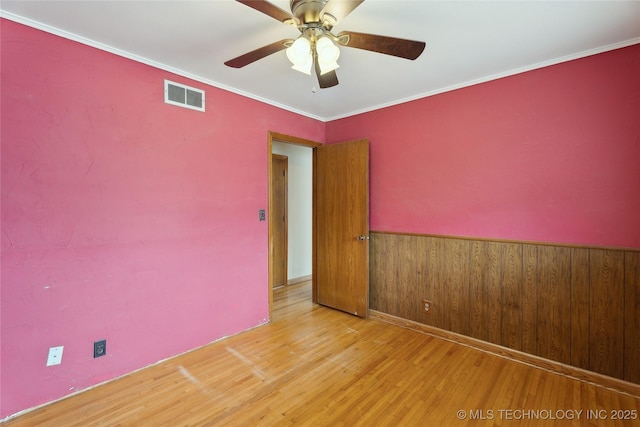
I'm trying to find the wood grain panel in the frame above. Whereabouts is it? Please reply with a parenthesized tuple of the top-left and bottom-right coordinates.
(369, 233, 406, 315)
(414, 235, 430, 323)
(469, 241, 489, 341)
(589, 250, 625, 378)
(625, 251, 640, 383)
(385, 233, 405, 316)
(501, 243, 523, 351)
(469, 241, 502, 344)
(369, 234, 424, 322)
(485, 242, 503, 345)
(368, 233, 386, 312)
(522, 244, 538, 355)
(570, 248, 590, 370)
(368, 232, 640, 384)
(444, 239, 470, 335)
(536, 245, 571, 364)
(424, 236, 446, 329)
(393, 234, 421, 322)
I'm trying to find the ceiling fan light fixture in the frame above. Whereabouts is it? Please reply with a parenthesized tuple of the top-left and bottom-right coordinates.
(316, 36, 340, 75)
(291, 57, 313, 75)
(286, 36, 313, 75)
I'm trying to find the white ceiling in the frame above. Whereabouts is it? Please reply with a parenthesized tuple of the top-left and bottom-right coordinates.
(2, 1, 639, 121)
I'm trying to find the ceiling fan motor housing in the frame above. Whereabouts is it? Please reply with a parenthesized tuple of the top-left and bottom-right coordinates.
(290, 0, 329, 24)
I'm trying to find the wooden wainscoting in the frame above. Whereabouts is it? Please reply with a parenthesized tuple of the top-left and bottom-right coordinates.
(369, 231, 640, 384)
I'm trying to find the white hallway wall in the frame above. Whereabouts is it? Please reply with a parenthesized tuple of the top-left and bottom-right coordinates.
(272, 141, 312, 281)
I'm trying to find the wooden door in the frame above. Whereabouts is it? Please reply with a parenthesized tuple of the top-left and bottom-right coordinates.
(314, 139, 369, 318)
(271, 155, 288, 288)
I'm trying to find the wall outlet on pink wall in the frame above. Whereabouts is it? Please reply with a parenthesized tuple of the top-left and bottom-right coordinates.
(46, 346, 64, 366)
(94, 340, 107, 358)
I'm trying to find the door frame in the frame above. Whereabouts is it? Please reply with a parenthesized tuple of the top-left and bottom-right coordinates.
(268, 131, 321, 320)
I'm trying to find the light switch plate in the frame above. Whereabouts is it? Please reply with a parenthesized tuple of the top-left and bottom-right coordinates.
(46, 346, 64, 366)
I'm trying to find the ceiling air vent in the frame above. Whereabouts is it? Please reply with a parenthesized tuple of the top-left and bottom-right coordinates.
(164, 80, 205, 112)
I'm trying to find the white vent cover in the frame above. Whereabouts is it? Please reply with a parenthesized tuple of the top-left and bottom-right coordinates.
(164, 80, 205, 112)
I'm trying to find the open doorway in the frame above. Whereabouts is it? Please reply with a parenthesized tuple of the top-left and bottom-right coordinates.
(268, 132, 320, 319)
(268, 132, 370, 320)
(271, 144, 312, 288)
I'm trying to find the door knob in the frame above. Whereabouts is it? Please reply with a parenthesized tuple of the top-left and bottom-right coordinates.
(357, 235, 370, 240)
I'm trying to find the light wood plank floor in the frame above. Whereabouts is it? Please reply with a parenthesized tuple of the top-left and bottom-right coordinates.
(4, 281, 640, 426)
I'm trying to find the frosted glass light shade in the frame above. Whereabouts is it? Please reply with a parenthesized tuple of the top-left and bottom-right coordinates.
(286, 37, 312, 75)
(316, 36, 340, 75)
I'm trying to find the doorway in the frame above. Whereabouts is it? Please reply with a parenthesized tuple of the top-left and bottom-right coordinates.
(267, 132, 370, 320)
(268, 132, 320, 319)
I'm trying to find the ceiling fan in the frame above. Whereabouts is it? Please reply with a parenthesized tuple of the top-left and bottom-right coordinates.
(224, 0, 426, 89)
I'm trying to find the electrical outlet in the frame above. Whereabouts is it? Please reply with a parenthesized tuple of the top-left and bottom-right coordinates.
(47, 346, 64, 366)
(94, 339, 107, 358)
(258, 209, 266, 221)
(422, 299, 432, 314)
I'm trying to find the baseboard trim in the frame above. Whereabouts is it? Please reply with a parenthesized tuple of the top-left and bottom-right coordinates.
(369, 309, 640, 399)
(287, 275, 312, 285)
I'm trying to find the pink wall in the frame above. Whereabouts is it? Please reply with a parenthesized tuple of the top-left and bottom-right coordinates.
(327, 44, 640, 249)
(0, 19, 323, 418)
(2, 17, 639, 421)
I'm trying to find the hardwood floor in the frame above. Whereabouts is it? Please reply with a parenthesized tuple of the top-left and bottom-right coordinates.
(4, 281, 639, 426)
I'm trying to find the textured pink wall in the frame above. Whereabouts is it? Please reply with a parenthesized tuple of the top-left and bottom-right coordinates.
(2, 16, 639, 421)
(0, 19, 323, 418)
(327, 44, 640, 248)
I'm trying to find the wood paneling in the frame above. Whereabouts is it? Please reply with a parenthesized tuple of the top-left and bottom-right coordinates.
(469, 241, 502, 343)
(625, 251, 640, 384)
(369, 231, 640, 384)
(369, 233, 394, 315)
(425, 236, 446, 329)
(501, 243, 523, 351)
(444, 239, 470, 335)
(570, 248, 590, 370)
(522, 244, 538, 356)
(536, 245, 571, 364)
(589, 250, 625, 378)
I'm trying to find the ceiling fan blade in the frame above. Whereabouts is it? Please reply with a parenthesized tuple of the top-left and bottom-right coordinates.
(314, 58, 339, 89)
(317, 70, 339, 89)
(337, 31, 426, 60)
(225, 39, 294, 68)
(235, 0, 297, 24)
(320, 0, 364, 25)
